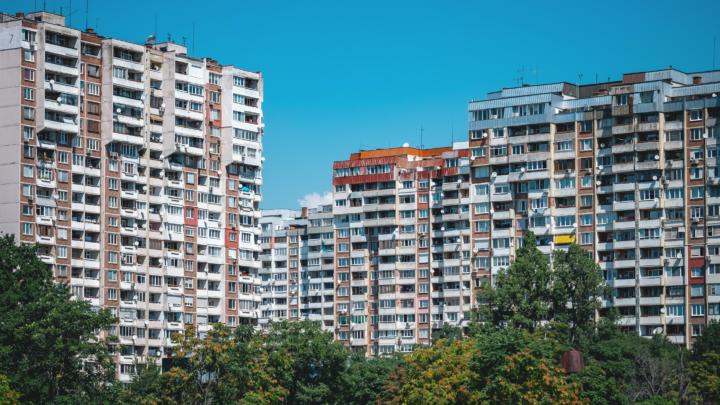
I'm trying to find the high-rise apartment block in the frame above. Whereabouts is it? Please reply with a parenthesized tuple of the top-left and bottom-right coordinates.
(0, 11, 264, 379)
(332, 144, 473, 355)
(258, 206, 335, 330)
(468, 68, 720, 346)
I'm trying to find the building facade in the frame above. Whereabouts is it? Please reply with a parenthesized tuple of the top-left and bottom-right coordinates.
(258, 206, 335, 330)
(468, 68, 720, 346)
(332, 143, 474, 355)
(0, 11, 264, 379)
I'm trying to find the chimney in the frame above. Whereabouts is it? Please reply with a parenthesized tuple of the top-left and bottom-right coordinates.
(692, 76, 702, 85)
(301, 207, 308, 219)
(15, 12, 25, 18)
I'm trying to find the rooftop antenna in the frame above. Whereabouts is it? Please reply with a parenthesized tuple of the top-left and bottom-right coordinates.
(68, 0, 71, 27)
(182, 36, 186, 47)
(84, 0, 89, 30)
(714, 36, 717, 69)
(577, 73, 584, 85)
(420, 125, 424, 150)
(515, 65, 525, 86)
(154, 12, 158, 39)
(451, 123, 454, 144)
(192, 22, 196, 55)
(529, 67, 538, 85)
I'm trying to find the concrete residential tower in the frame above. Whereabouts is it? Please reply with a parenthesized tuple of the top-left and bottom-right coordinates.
(0, 11, 264, 379)
(468, 68, 720, 346)
(331, 143, 473, 355)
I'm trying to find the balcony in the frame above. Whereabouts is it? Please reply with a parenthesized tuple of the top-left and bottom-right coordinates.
(43, 117, 78, 134)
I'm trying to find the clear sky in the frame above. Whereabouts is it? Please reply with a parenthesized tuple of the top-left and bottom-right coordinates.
(5, 0, 720, 208)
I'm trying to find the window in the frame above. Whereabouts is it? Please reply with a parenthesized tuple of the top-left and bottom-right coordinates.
(580, 214, 592, 226)
(666, 305, 684, 317)
(689, 109, 703, 121)
(691, 285, 704, 297)
(556, 141, 573, 151)
(580, 139, 593, 151)
(87, 83, 100, 96)
(690, 187, 704, 199)
(691, 304, 705, 317)
(580, 232, 593, 245)
(22, 107, 34, 120)
(22, 87, 34, 100)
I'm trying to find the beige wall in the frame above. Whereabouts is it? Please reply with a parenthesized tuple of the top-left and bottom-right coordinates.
(0, 48, 21, 238)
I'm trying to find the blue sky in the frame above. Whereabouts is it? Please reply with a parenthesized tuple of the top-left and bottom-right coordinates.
(6, 0, 720, 208)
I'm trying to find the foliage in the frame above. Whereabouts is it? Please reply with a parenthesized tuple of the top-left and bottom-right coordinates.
(476, 232, 553, 332)
(379, 339, 482, 404)
(551, 244, 607, 343)
(2, 234, 720, 405)
(0, 375, 20, 405)
(430, 324, 464, 342)
(483, 350, 583, 405)
(262, 321, 348, 404)
(0, 235, 116, 404)
(689, 322, 720, 404)
(576, 330, 691, 404)
(336, 353, 400, 405)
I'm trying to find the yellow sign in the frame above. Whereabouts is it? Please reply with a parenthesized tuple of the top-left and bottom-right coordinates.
(554, 234, 576, 244)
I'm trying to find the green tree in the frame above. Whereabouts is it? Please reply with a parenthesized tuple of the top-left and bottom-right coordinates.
(476, 231, 553, 331)
(431, 324, 464, 342)
(0, 235, 116, 404)
(336, 353, 400, 405)
(689, 322, 720, 404)
(0, 375, 20, 405)
(551, 244, 607, 343)
(262, 320, 348, 404)
(576, 331, 690, 404)
(159, 323, 286, 405)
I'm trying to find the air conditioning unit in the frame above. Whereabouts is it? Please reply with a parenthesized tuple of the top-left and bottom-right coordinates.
(692, 217, 700, 223)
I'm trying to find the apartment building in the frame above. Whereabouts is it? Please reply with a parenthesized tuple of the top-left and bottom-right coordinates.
(258, 205, 335, 330)
(332, 143, 473, 355)
(0, 11, 264, 380)
(468, 68, 720, 346)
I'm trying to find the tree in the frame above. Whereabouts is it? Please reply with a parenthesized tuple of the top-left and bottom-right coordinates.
(551, 244, 608, 343)
(483, 350, 584, 405)
(262, 320, 348, 404)
(0, 375, 20, 405)
(336, 353, 400, 405)
(431, 324, 464, 342)
(576, 330, 690, 404)
(0, 235, 116, 403)
(476, 231, 553, 331)
(379, 339, 482, 404)
(689, 322, 720, 404)
(159, 323, 286, 405)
